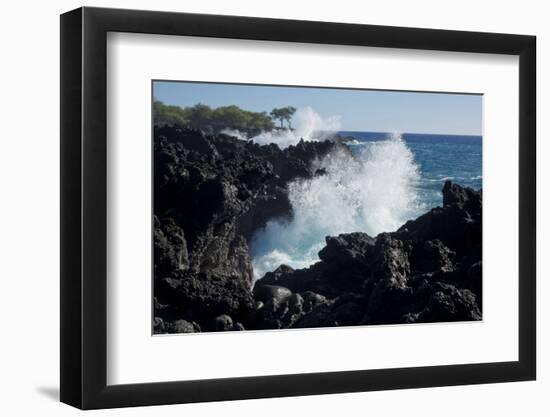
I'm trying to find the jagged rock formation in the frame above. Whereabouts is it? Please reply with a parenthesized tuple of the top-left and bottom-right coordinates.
(153, 126, 482, 333)
(153, 126, 351, 332)
(256, 181, 482, 327)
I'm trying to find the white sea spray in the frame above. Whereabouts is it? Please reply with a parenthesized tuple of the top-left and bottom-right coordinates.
(250, 133, 424, 279)
(250, 106, 341, 148)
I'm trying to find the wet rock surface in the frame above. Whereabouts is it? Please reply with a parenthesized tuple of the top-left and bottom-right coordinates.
(153, 126, 482, 332)
(153, 126, 351, 331)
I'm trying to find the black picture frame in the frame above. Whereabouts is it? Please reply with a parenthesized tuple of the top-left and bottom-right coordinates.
(60, 6, 536, 410)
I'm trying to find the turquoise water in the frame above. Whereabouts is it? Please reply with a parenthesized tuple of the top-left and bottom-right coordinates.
(340, 131, 482, 209)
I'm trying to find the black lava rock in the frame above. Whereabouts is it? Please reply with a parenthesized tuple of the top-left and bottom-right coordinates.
(153, 125, 482, 332)
(153, 127, 346, 332)
(255, 181, 482, 328)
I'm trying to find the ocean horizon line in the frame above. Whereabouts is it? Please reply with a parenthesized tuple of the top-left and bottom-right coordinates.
(337, 129, 482, 138)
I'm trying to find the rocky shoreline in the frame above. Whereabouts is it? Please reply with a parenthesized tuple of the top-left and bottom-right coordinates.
(153, 126, 482, 333)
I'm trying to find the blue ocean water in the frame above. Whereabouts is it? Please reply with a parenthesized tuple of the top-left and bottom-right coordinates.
(339, 131, 482, 209)
(250, 130, 482, 278)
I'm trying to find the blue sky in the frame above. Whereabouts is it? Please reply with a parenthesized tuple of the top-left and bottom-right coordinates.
(153, 81, 482, 136)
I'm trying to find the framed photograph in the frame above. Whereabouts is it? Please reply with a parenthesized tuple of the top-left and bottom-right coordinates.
(60, 6, 536, 409)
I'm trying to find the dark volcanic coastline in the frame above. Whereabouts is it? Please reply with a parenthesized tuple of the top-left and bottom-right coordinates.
(153, 126, 482, 334)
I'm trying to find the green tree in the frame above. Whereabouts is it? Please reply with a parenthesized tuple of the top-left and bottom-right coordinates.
(270, 106, 297, 129)
(249, 111, 275, 131)
(153, 100, 189, 126)
(153, 100, 277, 134)
(270, 108, 283, 128)
(282, 106, 297, 129)
(212, 105, 250, 130)
(186, 103, 213, 129)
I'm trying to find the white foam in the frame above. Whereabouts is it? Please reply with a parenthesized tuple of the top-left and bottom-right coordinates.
(250, 133, 424, 279)
(250, 106, 341, 148)
(220, 128, 248, 141)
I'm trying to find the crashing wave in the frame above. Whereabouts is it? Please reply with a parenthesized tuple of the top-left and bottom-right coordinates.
(250, 133, 424, 279)
(250, 107, 341, 149)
